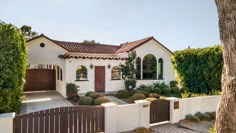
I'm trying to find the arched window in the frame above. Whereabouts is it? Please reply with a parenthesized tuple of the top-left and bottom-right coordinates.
(158, 58, 163, 79)
(143, 54, 157, 79)
(76, 66, 87, 80)
(136, 57, 141, 79)
(111, 66, 121, 80)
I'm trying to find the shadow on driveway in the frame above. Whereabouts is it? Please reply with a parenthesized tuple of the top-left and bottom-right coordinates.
(20, 91, 72, 114)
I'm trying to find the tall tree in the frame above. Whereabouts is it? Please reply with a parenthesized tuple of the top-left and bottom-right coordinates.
(20, 25, 38, 39)
(215, 0, 236, 132)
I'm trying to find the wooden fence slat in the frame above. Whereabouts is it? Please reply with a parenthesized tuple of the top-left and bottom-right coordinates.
(69, 107, 73, 133)
(90, 109, 95, 133)
(50, 109, 55, 133)
(64, 107, 69, 133)
(28, 113, 33, 133)
(39, 111, 45, 133)
(74, 107, 78, 133)
(60, 107, 65, 133)
(45, 110, 50, 133)
(78, 107, 82, 133)
(82, 109, 87, 133)
(34, 112, 39, 133)
(55, 108, 59, 133)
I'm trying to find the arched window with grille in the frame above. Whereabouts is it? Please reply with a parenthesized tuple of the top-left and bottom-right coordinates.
(143, 54, 157, 79)
(111, 66, 121, 80)
(136, 57, 141, 79)
(76, 66, 87, 80)
(158, 58, 164, 79)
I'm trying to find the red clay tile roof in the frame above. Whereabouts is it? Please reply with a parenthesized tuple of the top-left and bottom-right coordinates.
(27, 34, 173, 55)
(115, 37, 153, 53)
(59, 53, 127, 60)
(53, 40, 121, 54)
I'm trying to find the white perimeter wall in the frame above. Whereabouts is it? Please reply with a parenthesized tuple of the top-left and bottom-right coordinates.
(167, 96, 220, 123)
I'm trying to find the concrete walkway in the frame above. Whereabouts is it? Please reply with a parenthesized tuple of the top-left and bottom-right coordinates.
(20, 91, 72, 114)
(151, 123, 199, 133)
(179, 121, 214, 133)
(105, 96, 128, 105)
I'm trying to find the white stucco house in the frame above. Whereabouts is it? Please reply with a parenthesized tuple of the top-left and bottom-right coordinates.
(25, 34, 175, 97)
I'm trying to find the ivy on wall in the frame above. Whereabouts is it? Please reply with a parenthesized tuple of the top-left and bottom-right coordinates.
(171, 46, 223, 93)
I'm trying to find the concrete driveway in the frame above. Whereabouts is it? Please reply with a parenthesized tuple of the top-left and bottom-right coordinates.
(20, 91, 72, 114)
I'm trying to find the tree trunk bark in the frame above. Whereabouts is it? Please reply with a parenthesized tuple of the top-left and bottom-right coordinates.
(215, 0, 236, 132)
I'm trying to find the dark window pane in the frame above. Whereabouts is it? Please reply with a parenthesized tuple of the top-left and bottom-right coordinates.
(136, 57, 141, 79)
(143, 54, 157, 79)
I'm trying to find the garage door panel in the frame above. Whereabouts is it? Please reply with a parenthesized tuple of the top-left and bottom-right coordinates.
(24, 69, 56, 91)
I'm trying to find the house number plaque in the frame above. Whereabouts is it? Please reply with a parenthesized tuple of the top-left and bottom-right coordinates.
(143, 104, 149, 108)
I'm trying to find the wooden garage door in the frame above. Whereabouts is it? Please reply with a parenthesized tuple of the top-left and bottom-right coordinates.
(24, 69, 56, 91)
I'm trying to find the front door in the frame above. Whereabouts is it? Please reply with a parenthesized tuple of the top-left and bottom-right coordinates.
(95, 66, 105, 92)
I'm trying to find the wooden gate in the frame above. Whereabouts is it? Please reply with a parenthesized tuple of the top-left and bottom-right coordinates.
(14, 106, 104, 133)
(150, 99, 170, 123)
(24, 69, 56, 91)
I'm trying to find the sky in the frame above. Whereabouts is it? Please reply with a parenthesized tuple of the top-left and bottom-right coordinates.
(0, 0, 220, 51)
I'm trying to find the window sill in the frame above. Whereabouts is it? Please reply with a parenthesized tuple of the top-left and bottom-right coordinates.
(111, 79, 122, 81)
(75, 80, 89, 82)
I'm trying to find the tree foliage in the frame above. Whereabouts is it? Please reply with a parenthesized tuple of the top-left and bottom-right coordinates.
(0, 23, 27, 113)
(120, 51, 137, 90)
(20, 25, 38, 39)
(171, 46, 223, 93)
(82, 40, 99, 44)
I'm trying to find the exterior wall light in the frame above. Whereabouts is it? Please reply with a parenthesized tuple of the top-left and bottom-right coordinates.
(90, 64, 93, 69)
(108, 64, 111, 69)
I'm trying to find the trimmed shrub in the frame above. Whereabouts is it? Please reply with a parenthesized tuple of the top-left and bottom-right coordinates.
(85, 91, 93, 97)
(153, 87, 162, 94)
(186, 114, 200, 122)
(171, 87, 180, 94)
(145, 98, 157, 102)
(116, 90, 130, 98)
(66, 83, 78, 99)
(94, 97, 110, 105)
(206, 112, 216, 120)
(0, 23, 27, 113)
(124, 79, 137, 90)
(170, 81, 178, 87)
(153, 82, 166, 90)
(136, 90, 149, 97)
(79, 96, 93, 105)
(171, 46, 223, 93)
(72, 95, 80, 102)
(131, 93, 145, 101)
(195, 112, 210, 121)
(149, 93, 160, 99)
(162, 86, 171, 95)
(180, 87, 189, 93)
(88, 92, 104, 99)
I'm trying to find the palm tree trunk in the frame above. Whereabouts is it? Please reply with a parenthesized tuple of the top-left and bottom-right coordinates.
(215, 0, 236, 132)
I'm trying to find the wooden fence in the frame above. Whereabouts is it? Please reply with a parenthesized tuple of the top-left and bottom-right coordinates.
(14, 106, 104, 133)
(150, 99, 170, 123)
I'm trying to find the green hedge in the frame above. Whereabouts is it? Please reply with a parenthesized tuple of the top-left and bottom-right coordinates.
(0, 23, 27, 113)
(171, 46, 223, 93)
